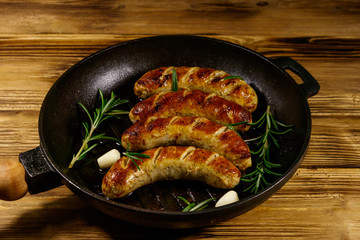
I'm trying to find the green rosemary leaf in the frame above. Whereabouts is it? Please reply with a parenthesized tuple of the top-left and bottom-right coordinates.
(269, 128, 294, 135)
(107, 110, 130, 116)
(97, 115, 111, 126)
(264, 159, 281, 168)
(269, 114, 279, 131)
(266, 113, 271, 129)
(227, 121, 252, 127)
(88, 132, 106, 141)
(263, 168, 282, 177)
(172, 68, 178, 91)
(243, 182, 256, 193)
(178, 196, 215, 212)
(82, 122, 89, 138)
(102, 94, 115, 112)
(242, 169, 259, 179)
(222, 75, 244, 81)
(256, 165, 265, 174)
(266, 145, 271, 160)
(89, 134, 120, 143)
(261, 175, 271, 186)
(182, 203, 195, 212)
(257, 118, 266, 128)
(130, 158, 141, 171)
(99, 89, 105, 109)
(250, 180, 260, 193)
(196, 204, 210, 211)
(227, 126, 243, 138)
(78, 102, 94, 126)
(124, 153, 144, 162)
(100, 136, 121, 143)
(276, 121, 294, 128)
(261, 132, 268, 144)
(127, 152, 151, 158)
(123, 145, 152, 171)
(268, 132, 280, 148)
(246, 135, 265, 144)
(123, 148, 143, 171)
(177, 196, 191, 205)
(189, 198, 216, 212)
(252, 111, 267, 126)
(112, 98, 129, 107)
(78, 143, 98, 160)
(227, 125, 235, 131)
(240, 178, 254, 183)
(255, 174, 262, 190)
(250, 145, 264, 155)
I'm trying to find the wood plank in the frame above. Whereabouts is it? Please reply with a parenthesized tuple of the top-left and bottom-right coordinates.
(0, 168, 359, 239)
(306, 117, 360, 167)
(1, 35, 359, 58)
(0, 111, 40, 158)
(0, 1, 359, 36)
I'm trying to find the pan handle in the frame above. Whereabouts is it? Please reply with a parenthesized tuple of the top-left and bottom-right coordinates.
(18, 146, 62, 195)
(0, 160, 28, 201)
(272, 57, 320, 98)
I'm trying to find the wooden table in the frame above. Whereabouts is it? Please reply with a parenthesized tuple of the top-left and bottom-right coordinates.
(0, 1, 359, 239)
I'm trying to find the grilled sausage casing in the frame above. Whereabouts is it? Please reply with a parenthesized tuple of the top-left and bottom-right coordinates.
(102, 146, 241, 199)
(134, 66, 258, 112)
(122, 116, 251, 170)
(129, 89, 252, 131)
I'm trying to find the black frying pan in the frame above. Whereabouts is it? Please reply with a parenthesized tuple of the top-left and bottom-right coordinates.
(17, 35, 319, 228)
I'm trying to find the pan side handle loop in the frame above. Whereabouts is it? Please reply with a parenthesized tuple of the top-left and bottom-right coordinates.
(272, 57, 320, 98)
(19, 146, 62, 194)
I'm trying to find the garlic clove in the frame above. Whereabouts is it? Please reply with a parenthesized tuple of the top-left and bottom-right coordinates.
(215, 190, 239, 207)
(97, 149, 121, 169)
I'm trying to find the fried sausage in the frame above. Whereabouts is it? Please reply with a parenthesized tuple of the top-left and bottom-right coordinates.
(129, 89, 252, 131)
(102, 146, 241, 199)
(134, 66, 258, 112)
(121, 116, 251, 170)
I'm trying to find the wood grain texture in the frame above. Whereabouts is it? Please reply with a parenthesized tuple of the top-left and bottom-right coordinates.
(0, 0, 359, 36)
(0, 168, 359, 239)
(0, 0, 359, 239)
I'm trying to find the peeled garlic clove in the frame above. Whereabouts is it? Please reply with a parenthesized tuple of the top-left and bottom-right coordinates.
(215, 190, 239, 207)
(97, 149, 121, 169)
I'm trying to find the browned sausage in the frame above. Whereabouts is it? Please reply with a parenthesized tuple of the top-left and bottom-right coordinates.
(129, 89, 252, 131)
(134, 66, 258, 112)
(121, 116, 251, 170)
(102, 146, 241, 199)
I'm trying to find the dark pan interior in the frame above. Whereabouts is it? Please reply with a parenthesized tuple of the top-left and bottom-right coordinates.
(39, 35, 311, 228)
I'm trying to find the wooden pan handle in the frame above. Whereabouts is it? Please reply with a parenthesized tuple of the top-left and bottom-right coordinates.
(0, 160, 28, 201)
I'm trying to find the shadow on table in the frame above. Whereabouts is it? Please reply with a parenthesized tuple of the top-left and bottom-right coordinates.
(0, 195, 204, 239)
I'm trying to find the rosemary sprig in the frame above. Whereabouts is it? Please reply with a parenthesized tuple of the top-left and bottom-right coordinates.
(123, 142, 150, 171)
(68, 89, 129, 168)
(178, 196, 216, 212)
(172, 68, 178, 91)
(230, 106, 294, 193)
(221, 75, 245, 81)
